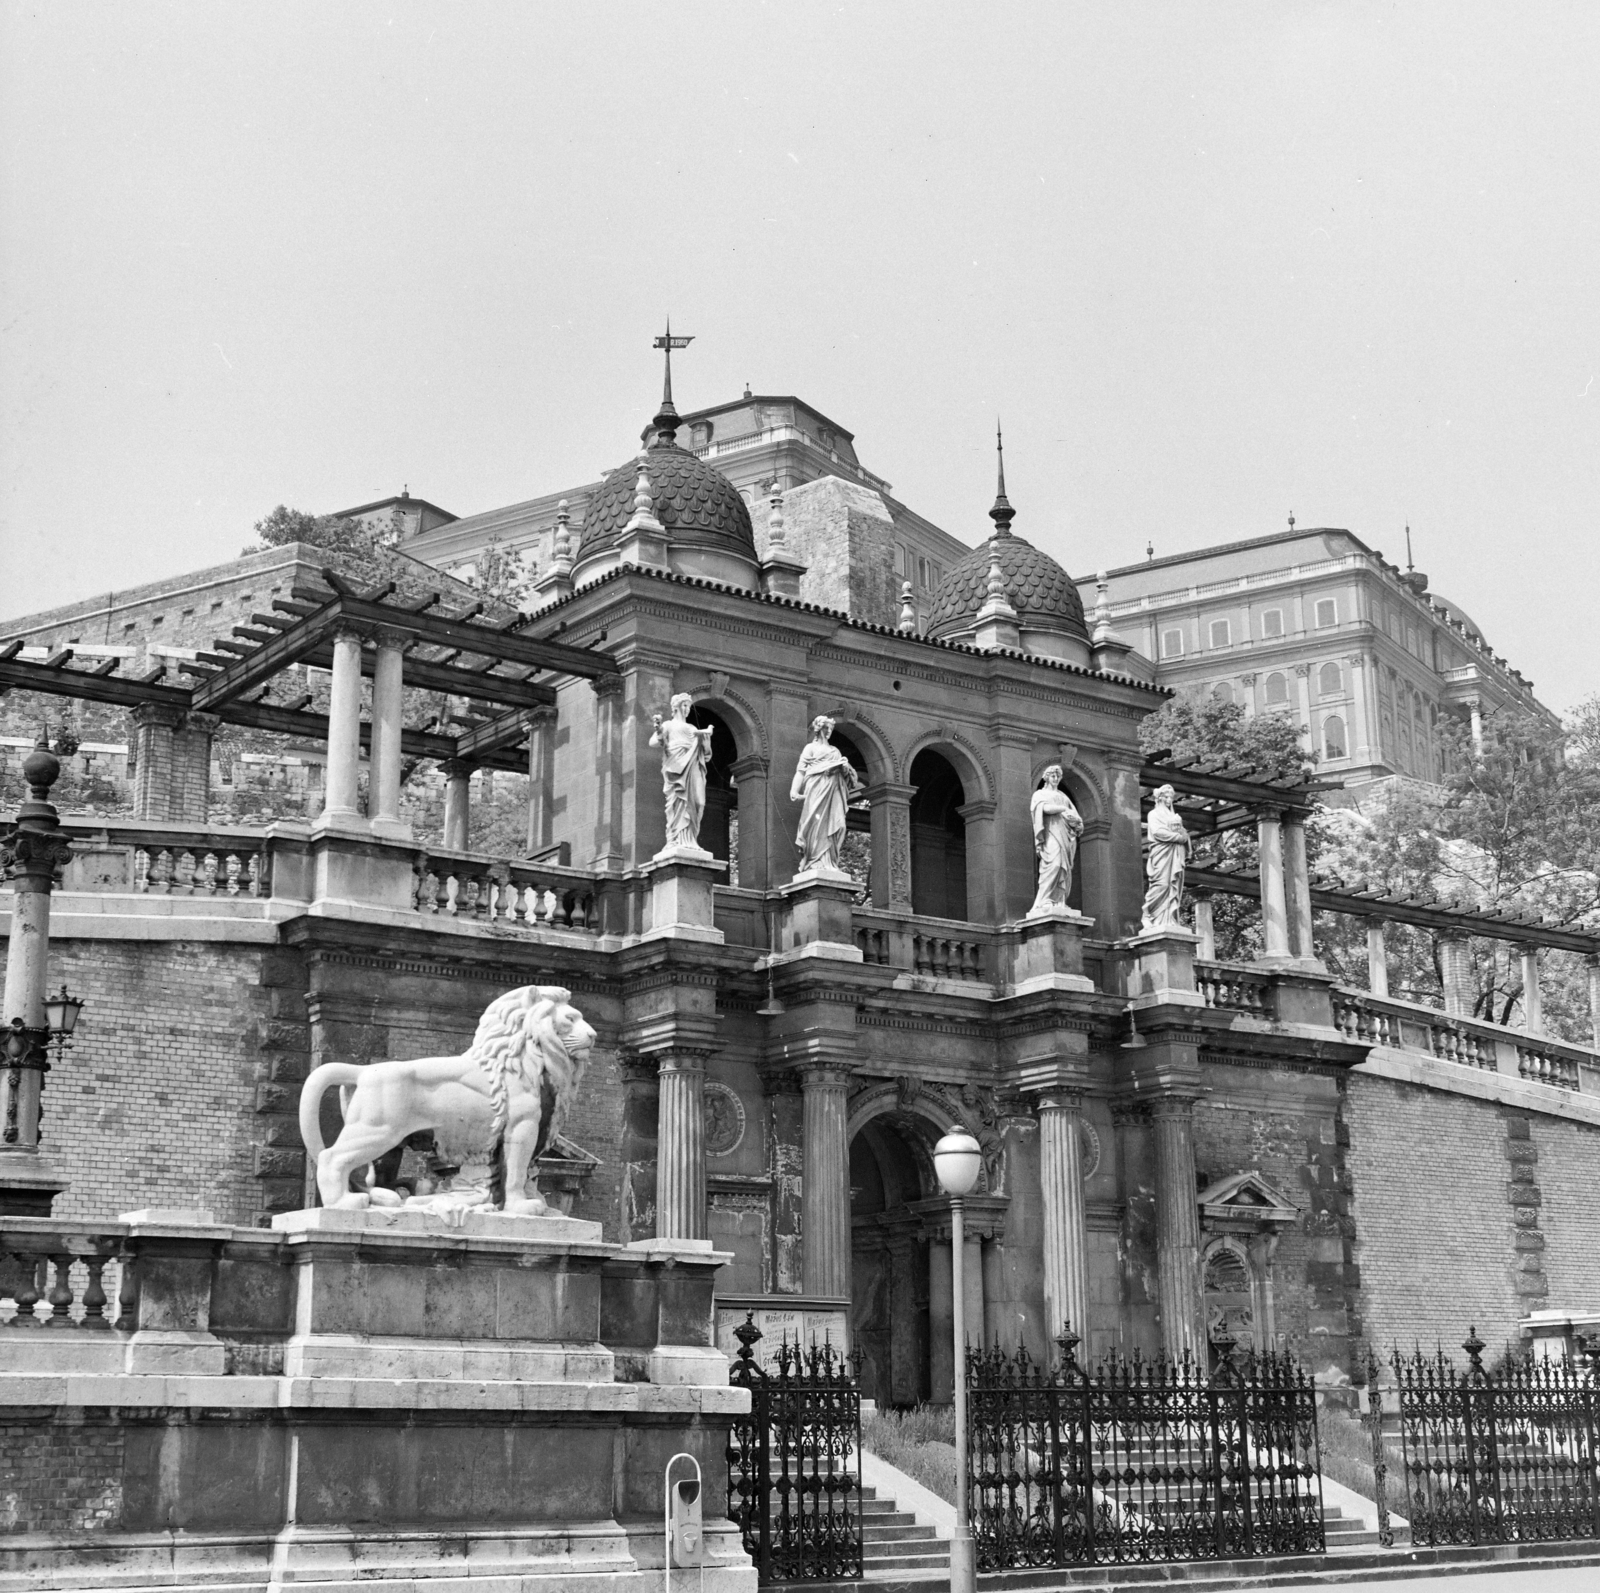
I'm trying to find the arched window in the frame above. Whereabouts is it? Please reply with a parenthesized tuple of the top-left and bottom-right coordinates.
(1265, 672, 1289, 705)
(1318, 662, 1342, 696)
(1323, 715, 1347, 759)
(909, 748, 968, 921)
(1212, 681, 1234, 705)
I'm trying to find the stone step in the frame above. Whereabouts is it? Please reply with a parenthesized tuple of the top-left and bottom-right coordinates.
(862, 1546, 953, 1570)
(862, 1523, 941, 1544)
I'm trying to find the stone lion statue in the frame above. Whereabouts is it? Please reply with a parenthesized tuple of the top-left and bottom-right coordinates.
(298, 984, 597, 1214)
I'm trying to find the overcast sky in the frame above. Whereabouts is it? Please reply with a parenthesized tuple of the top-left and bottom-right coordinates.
(2, 3, 1595, 711)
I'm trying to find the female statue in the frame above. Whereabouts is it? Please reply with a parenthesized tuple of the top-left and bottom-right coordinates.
(789, 715, 862, 875)
(1139, 783, 1190, 932)
(649, 693, 715, 852)
(1028, 764, 1084, 915)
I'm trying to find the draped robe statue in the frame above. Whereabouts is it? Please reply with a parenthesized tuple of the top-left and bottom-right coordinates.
(650, 693, 715, 852)
(789, 716, 862, 876)
(1028, 764, 1084, 915)
(1139, 784, 1190, 932)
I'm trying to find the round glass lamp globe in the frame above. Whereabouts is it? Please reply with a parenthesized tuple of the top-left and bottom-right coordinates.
(933, 1131, 983, 1197)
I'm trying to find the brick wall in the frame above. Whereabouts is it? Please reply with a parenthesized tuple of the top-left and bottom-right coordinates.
(1532, 1115, 1600, 1310)
(1344, 1073, 1520, 1354)
(0, 1419, 124, 1534)
(39, 940, 282, 1225)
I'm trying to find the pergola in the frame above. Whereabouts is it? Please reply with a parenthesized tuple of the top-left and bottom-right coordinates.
(0, 572, 619, 816)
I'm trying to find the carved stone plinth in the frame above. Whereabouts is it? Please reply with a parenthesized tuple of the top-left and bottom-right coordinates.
(775, 873, 860, 960)
(1002, 907, 1095, 994)
(1118, 925, 1205, 1007)
(307, 821, 418, 911)
(641, 847, 725, 943)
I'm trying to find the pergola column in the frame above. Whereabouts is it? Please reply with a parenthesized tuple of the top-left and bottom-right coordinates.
(323, 624, 366, 823)
(171, 711, 218, 824)
(1520, 948, 1543, 1034)
(440, 759, 475, 851)
(130, 702, 186, 819)
(1256, 809, 1291, 959)
(368, 628, 407, 837)
(1151, 1097, 1203, 1357)
(800, 1063, 852, 1298)
(654, 1049, 708, 1242)
(1282, 814, 1315, 961)
(865, 781, 916, 911)
(1366, 921, 1390, 998)
(524, 706, 557, 855)
(1036, 1093, 1090, 1339)
(1440, 931, 1474, 1017)
(1192, 890, 1216, 961)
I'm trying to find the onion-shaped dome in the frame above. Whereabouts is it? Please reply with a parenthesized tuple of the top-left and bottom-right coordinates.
(575, 427, 755, 564)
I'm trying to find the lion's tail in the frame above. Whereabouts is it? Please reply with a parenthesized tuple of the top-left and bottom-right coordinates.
(299, 1062, 365, 1166)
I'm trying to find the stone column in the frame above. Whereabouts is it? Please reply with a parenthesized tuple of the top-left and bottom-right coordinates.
(440, 759, 474, 851)
(1150, 1097, 1203, 1357)
(1282, 814, 1315, 961)
(1239, 672, 1258, 718)
(654, 1050, 708, 1242)
(1294, 663, 1313, 753)
(1469, 699, 1484, 758)
(928, 1236, 954, 1403)
(524, 706, 557, 856)
(130, 702, 185, 820)
(730, 754, 770, 892)
(800, 1064, 852, 1298)
(1256, 809, 1291, 959)
(590, 674, 626, 872)
(1192, 892, 1216, 961)
(1520, 948, 1543, 1034)
(0, 738, 73, 1213)
(865, 782, 915, 911)
(1348, 654, 1373, 765)
(1366, 921, 1390, 998)
(171, 710, 218, 823)
(367, 629, 407, 837)
(1440, 931, 1474, 1018)
(1037, 1094, 1090, 1339)
(323, 624, 366, 823)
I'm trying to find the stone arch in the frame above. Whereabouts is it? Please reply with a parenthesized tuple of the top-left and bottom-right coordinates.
(818, 706, 899, 784)
(694, 685, 768, 762)
(1029, 755, 1108, 826)
(901, 728, 992, 805)
(848, 1080, 966, 1149)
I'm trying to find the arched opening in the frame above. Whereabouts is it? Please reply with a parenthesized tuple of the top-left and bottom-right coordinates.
(1265, 672, 1289, 706)
(1322, 714, 1347, 760)
(909, 748, 967, 920)
(850, 1114, 936, 1407)
(688, 707, 740, 882)
(829, 728, 873, 896)
(1202, 1245, 1255, 1371)
(1318, 661, 1342, 696)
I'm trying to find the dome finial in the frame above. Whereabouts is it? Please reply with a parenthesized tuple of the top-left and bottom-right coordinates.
(989, 419, 1015, 535)
(651, 318, 694, 446)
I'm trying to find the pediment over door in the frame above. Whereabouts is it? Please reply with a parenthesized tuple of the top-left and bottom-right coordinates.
(1197, 1169, 1300, 1232)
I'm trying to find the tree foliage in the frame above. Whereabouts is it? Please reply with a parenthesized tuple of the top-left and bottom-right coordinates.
(241, 505, 379, 558)
(466, 535, 536, 609)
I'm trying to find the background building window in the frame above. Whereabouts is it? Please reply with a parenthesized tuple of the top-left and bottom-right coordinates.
(1161, 628, 1185, 658)
(1261, 609, 1284, 638)
(1265, 671, 1288, 704)
(1212, 681, 1234, 704)
(1318, 661, 1342, 696)
(918, 556, 931, 588)
(1314, 598, 1338, 628)
(1323, 715, 1347, 758)
(1209, 618, 1231, 649)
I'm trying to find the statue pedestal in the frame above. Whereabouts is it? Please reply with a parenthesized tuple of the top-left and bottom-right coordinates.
(1118, 925, 1205, 1006)
(640, 846, 725, 943)
(1001, 907, 1096, 994)
(776, 872, 860, 960)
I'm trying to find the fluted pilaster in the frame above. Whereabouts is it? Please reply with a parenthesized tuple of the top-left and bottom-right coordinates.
(801, 1064, 852, 1297)
(1151, 1097, 1203, 1357)
(1037, 1094, 1090, 1341)
(655, 1051, 707, 1241)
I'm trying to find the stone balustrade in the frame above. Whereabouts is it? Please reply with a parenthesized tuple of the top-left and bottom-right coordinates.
(411, 846, 605, 932)
(1194, 959, 1272, 1016)
(0, 817, 276, 899)
(0, 1222, 129, 1329)
(851, 906, 992, 981)
(1334, 988, 1595, 1090)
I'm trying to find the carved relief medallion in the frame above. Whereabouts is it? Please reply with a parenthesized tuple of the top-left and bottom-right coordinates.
(705, 1082, 747, 1157)
(1079, 1119, 1101, 1180)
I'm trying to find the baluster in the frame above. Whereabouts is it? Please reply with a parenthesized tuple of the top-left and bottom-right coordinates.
(223, 851, 243, 896)
(147, 848, 173, 895)
(12, 1251, 43, 1326)
(114, 1253, 139, 1331)
(133, 845, 152, 893)
(45, 1252, 75, 1327)
(570, 893, 589, 930)
(196, 850, 219, 896)
(529, 886, 550, 927)
(80, 1256, 111, 1329)
(173, 849, 197, 896)
(510, 882, 528, 925)
(251, 848, 271, 898)
(443, 874, 461, 916)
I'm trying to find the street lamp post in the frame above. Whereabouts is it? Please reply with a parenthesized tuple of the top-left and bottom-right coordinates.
(0, 733, 75, 1215)
(934, 1129, 983, 1593)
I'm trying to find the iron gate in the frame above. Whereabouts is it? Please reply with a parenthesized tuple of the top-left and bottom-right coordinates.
(727, 1313, 864, 1583)
(1388, 1329, 1600, 1546)
(968, 1327, 1324, 1570)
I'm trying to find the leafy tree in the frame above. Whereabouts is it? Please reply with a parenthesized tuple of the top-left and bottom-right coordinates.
(240, 505, 377, 558)
(466, 536, 536, 609)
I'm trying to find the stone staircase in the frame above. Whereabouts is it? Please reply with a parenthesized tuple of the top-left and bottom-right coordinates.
(858, 1480, 951, 1578)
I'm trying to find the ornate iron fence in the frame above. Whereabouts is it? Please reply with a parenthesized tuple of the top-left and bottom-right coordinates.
(727, 1314, 864, 1584)
(967, 1327, 1324, 1570)
(1388, 1328, 1600, 1546)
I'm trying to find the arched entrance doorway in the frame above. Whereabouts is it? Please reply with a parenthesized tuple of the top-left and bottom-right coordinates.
(849, 1114, 937, 1407)
(909, 748, 967, 920)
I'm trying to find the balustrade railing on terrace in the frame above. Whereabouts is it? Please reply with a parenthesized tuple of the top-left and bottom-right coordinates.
(0, 818, 274, 899)
(1333, 988, 1595, 1092)
(411, 847, 609, 933)
(1194, 960, 1272, 1017)
(853, 906, 993, 982)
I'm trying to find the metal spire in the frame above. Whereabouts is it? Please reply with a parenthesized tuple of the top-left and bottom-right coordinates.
(1405, 524, 1415, 572)
(651, 318, 693, 445)
(989, 420, 1015, 535)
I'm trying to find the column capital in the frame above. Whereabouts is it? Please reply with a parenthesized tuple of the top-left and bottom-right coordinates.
(330, 619, 377, 647)
(526, 704, 560, 729)
(0, 826, 73, 887)
(372, 624, 410, 652)
(1148, 1094, 1197, 1122)
(759, 1067, 804, 1097)
(657, 1048, 713, 1076)
(863, 781, 917, 804)
(798, 1061, 854, 1092)
(182, 710, 222, 735)
(438, 757, 479, 781)
(590, 672, 627, 700)
(1032, 1089, 1085, 1115)
(131, 701, 187, 730)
